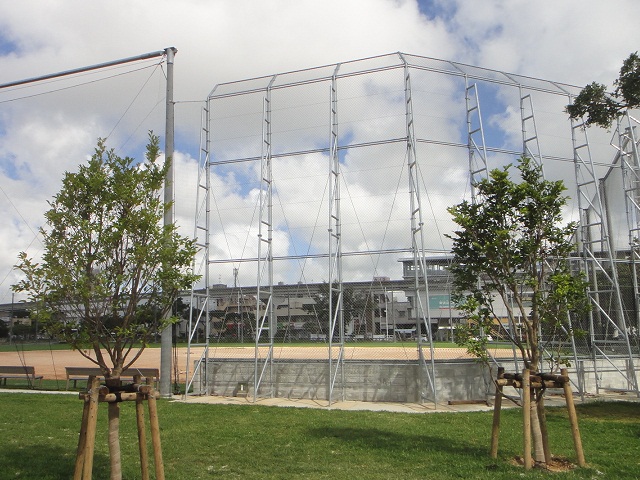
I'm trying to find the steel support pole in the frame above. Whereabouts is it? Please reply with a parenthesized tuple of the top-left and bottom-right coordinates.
(0, 46, 178, 398)
(0, 50, 165, 90)
(160, 47, 177, 398)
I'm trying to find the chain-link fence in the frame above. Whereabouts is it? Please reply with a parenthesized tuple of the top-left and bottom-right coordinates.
(186, 52, 640, 400)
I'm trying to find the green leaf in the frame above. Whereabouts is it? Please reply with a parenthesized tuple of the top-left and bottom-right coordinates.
(12, 132, 199, 377)
(447, 156, 588, 372)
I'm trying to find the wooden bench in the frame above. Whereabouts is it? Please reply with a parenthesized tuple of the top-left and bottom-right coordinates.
(0, 366, 43, 388)
(65, 366, 160, 390)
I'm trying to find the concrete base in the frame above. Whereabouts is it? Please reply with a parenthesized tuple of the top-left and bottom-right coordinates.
(197, 358, 492, 403)
(195, 355, 640, 404)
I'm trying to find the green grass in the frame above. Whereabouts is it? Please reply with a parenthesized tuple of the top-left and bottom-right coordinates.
(0, 342, 74, 352)
(0, 378, 93, 391)
(0, 394, 638, 479)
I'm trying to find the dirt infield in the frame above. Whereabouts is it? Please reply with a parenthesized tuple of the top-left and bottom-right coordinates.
(0, 347, 164, 381)
(0, 344, 517, 383)
(0, 347, 207, 382)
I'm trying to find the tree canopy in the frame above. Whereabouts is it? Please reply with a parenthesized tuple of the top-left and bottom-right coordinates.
(13, 133, 198, 379)
(447, 156, 588, 373)
(303, 283, 372, 338)
(566, 52, 640, 128)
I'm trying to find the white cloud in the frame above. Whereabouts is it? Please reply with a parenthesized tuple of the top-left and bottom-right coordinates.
(0, 0, 637, 299)
(441, 0, 640, 85)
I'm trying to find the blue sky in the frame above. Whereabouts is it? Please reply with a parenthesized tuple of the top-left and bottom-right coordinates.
(0, 34, 17, 56)
(416, 0, 454, 20)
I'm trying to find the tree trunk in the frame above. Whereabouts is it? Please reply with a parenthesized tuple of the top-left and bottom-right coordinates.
(530, 397, 546, 466)
(107, 378, 122, 480)
(527, 356, 547, 466)
(536, 393, 551, 464)
(108, 402, 122, 479)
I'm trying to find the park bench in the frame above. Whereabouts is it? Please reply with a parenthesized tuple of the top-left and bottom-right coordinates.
(0, 365, 43, 388)
(65, 366, 160, 390)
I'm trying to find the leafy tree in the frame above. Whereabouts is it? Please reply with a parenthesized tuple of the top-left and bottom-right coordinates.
(11, 321, 33, 338)
(3, 308, 30, 341)
(172, 296, 189, 319)
(13, 308, 30, 318)
(13, 133, 198, 381)
(566, 52, 640, 128)
(13, 133, 198, 478)
(0, 320, 7, 338)
(447, 156, 589, 466)
(303, 283, 372, 339)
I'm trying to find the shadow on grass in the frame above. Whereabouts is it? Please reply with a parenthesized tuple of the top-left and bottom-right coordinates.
(0, 443, 110, 479)
(307, 425, 489, 458)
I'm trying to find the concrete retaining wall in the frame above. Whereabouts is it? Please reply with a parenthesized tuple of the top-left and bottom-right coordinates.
(574, 357, 638, 393)
(198, 358, 492, 402)
(196, 355, 640, 403)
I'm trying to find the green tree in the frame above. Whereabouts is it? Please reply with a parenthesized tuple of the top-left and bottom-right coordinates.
(13, 133, 198, 380)
(13, 133, 198, 478)
(447, 156, 589, 466)
(304, 283, 371, 339)
(566, 52, 640, 128)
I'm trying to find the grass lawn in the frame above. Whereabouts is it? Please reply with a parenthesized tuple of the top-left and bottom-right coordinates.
(0, 393, 638, 479)
(0, 342, 75, 352)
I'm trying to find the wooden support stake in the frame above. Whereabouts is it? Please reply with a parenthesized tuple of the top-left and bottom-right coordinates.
(74, 376, 165, 479)
(148, 393, 165, 480)
(136, 393, 150, 480)
(73, 396, 91, 480)
(490, 382, 503, 459)
(82, 377, 101, 480)
(100, 392, 146, 403)
(561, 368, 586, 467)
(522, 369, 532, 470)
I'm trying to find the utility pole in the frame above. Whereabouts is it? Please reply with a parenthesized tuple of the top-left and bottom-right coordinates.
(160, 47, 177, 398)
(1, 47, 179, 394)
(9, 293, 14, 344)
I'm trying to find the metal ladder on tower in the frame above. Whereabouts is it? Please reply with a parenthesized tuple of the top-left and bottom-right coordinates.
(570, 112, 639, 396)
(521, 91, 584, 392)
(520, 92, 544, 172)
(465, 80, 526, 376)
(186, 97, 213, 397)
(400, 53, 436, 406)
(254, 76, 277, 400)
(613, 113, 640, 397)
(616, 115, 640, 269)
(328, 63, 345, 405)
(465, 82, 489, 196)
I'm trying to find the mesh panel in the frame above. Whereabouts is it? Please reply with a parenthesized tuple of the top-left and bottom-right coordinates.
(188, 53, 639, 400)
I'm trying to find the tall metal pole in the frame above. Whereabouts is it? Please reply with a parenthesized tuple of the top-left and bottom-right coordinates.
(10, 293, 14, 344)
(160, 47, 177, 398)
(1, 46, 178, 395)
(0, 50, 166, 90)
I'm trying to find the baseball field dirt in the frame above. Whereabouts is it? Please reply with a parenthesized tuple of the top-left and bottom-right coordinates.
(0, 344, 513, 384)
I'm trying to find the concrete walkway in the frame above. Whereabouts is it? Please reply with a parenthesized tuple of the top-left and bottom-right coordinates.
(174, 390, 640, 413)
(3, 388, 638, 414)
(178, 394, 495, 413)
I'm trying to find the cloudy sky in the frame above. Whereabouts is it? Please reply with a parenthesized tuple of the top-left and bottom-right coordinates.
(1, 0, 638, 302)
